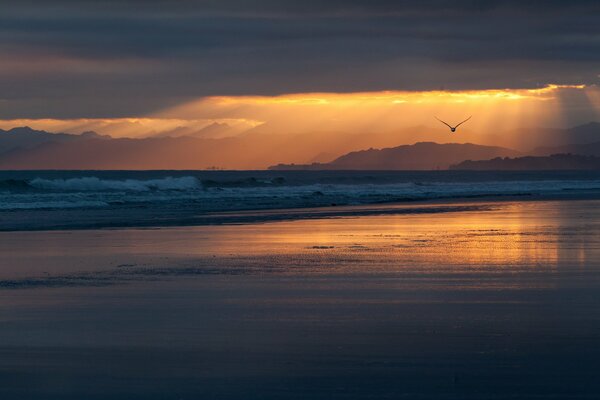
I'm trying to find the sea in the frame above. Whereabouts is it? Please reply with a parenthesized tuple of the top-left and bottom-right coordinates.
(3, 171, 600, 399)
(1, 170, 600, 230)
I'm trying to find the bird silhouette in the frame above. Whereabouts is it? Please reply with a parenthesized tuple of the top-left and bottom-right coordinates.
(435, 116, 472, 132)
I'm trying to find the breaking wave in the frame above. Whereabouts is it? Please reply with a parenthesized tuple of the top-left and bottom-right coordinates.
(0, 200, 110, 210)
(0, 176, 288, 192)
(1, 171, 600, 216)
(28, 176, 200, 192)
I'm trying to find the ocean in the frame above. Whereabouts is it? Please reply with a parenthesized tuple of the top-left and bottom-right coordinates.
(3, 171, 600, 398)
(1, 170, 600, 231)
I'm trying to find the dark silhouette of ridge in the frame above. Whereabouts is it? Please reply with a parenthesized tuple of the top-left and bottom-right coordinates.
(0, 127, 453, 170)
(451, 153, 600, 170)
(269, 142, 520, 170)
(532, 140, 600, 157)
(509, 121, 600, 149)
(0, 126, 107, 155)
(2, 122, 600, 170)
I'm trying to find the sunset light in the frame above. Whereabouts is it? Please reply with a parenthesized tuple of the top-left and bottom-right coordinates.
(1, 84, 596, 151)
(2, 1, 600, 399)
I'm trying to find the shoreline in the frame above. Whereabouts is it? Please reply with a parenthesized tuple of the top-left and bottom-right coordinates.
(2, 197, 600, 399)
(3, 190, 600, 232)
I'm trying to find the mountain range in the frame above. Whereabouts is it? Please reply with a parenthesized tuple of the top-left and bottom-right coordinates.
(0, 127, 108, 155)
(498, 122, 600, 149)
(452, 154, 600, 170)
(0, 126, 446, 169)
(531, 141, 600, 157)
(1, 123, 600, 170)
(270, 142, 521, 170)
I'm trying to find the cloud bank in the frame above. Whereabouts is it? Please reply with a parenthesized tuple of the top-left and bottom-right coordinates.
(0, 0, 598, 119)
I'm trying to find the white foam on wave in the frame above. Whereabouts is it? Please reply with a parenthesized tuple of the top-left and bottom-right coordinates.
(0, 200, 110, 210)
(29, 176, 200, 192)
(2, 176, 600, 213)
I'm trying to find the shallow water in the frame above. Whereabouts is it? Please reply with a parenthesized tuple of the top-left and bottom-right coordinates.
(1, 199, 600, 399)
(2, 170, 600, 230)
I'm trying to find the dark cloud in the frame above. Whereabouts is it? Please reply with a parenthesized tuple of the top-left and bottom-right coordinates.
(0, 0, 598, 118)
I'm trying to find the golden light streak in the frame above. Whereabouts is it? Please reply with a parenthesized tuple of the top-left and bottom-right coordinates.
(583, 85, 600, 110)
(1, 84, 596, 152)
(201, 84, 587, 107)
(151, 84, 592, 149)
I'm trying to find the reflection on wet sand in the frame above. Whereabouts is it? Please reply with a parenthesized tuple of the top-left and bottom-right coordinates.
(1, 200, 600, 399)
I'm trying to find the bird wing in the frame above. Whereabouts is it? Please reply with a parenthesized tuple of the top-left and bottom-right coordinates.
(435, 116, 453, 129)
(454, 116, 472, 128)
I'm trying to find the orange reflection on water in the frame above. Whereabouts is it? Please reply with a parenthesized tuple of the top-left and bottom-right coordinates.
(191, 201, 600, 280)
(2, 200, 598, 292)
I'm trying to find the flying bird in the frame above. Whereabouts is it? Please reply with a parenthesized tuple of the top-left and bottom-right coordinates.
(435, 116, 472, 132)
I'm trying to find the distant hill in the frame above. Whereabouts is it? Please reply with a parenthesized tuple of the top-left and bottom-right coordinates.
(189, 122, 233, 139)
(568, 122, 600, 144)
(0, 127, 107, 155)
(0, 126, 475, 170)
(0, 126, 425, 170)
(510, 122, 600, 149)
(531, 141, 600, 157)
(3, 123, 600, 170)
(154, 122, 236, 139)
(451, 153, 600, 170)
(269, 142, 521, 170)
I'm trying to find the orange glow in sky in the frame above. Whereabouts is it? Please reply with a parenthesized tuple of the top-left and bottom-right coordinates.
(0, 84, 597, 150)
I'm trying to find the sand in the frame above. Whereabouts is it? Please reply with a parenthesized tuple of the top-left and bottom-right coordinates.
(1, 199, 600, 399)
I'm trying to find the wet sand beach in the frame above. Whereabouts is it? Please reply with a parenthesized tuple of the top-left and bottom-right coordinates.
(1, 199, 600, 399)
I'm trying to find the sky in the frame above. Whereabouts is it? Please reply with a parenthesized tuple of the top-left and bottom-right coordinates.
(0, 0, 599, 142)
